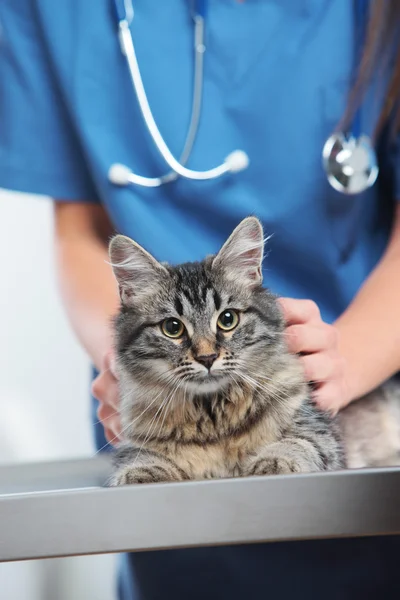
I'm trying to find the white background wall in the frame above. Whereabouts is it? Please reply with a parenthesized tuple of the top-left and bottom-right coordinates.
(0, 189, 117, 599)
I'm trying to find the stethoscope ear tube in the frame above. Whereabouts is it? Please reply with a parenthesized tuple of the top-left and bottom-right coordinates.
(112, 0, 134, 24)
(109, 0, 249, 188)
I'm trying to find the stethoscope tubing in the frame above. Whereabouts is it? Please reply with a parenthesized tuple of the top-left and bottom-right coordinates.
(109, 0, 378, 194)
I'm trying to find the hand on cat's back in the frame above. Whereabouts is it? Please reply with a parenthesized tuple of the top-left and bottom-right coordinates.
(279, 298, 348, 415)
(92, 350, 122, 445)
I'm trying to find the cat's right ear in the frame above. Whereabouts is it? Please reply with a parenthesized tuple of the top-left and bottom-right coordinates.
(109, 235, 168, 304)
(212, 217, 265, 287)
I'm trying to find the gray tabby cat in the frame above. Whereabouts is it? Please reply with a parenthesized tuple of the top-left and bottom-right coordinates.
(108, 217, 345, 485)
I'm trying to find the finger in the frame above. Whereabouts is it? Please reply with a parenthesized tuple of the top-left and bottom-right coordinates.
(91, 373, 104, 401)
(299, 351, 339, 384)
(285, 323, 338, 354)
(91, 372, 119, 412)
(97, 400, 119, 424)
(98, 402, 122, 441)
(278, 298, 321, 326)
(104, 420, 122, 445)
(312, 382, 343, 416)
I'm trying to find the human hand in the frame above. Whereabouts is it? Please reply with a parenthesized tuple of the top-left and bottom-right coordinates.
(278, 298, 349, 415)
(91, 350, 122, 445)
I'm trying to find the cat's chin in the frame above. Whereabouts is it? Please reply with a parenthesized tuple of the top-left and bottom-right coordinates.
(184, 374, 230, 395)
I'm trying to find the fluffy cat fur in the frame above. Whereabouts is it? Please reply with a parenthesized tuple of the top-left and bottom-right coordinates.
(108, 217, 346, 486)
(339, 380, 400, 468)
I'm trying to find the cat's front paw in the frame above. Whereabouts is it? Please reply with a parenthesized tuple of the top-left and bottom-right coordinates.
(110, 462, 182, 486)
(248, 456, 303, 476)
(110, 465, 157, 486)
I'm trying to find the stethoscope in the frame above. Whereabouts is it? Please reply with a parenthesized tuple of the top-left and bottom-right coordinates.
(109, 0, 378, 195)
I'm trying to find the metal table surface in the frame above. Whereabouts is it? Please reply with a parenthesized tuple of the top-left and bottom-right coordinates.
(0, 456, 400, 562)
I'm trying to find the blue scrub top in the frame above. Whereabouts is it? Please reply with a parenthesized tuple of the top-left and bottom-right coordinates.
(1, 1, 400, 599)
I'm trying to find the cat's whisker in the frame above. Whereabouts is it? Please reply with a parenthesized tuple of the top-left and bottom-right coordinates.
(92, 410, 119, 426)
(250, 374, 315, 409)
(135, 375, 182, 456)
(157, 382, 180, 437)
(132, 396, 171, 464)
(251, 380, 295, 402)
(237, 372, 297, 409)
(157, 380, 181, 432)
(153, 366, 195, 386)
(177, 380, 189, 424)
(240, 373, 315, 418)
(183, 380, 190, 421)
(94, 373, 180, 454)
(238, 370, 293, 401)
(227, 372, 242, 391)
(92, 382, 176, 455)
(92, 416, 139, 456)
(237, 362, 301, 400)
(142, 381, 182, 452)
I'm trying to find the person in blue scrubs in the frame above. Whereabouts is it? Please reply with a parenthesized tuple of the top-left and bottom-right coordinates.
(2, 1, 400, 598)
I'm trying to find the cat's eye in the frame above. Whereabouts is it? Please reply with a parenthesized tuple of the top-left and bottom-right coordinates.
(161, 318, 185, 339)
(217, 309, 239, 331)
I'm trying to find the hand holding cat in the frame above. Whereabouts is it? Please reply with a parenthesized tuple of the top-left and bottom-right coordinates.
(92, 350, 121, 445)
(279, 298, 349, 415)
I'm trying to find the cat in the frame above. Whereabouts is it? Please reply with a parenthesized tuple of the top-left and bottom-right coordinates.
(107, 216, 345, 486)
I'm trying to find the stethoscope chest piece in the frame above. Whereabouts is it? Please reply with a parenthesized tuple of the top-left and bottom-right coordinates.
(322, 132, 379, 195)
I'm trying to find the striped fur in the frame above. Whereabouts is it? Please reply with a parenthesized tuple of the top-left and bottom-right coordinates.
(339, 379, 400, 468)
(108, 218, 344, 486)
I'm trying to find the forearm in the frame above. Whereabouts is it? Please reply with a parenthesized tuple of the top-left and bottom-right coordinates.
(54, 202, 119, 370)
(335, 205, 400, 403)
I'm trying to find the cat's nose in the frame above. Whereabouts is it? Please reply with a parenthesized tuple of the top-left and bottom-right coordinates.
(195, 353, 218, 371)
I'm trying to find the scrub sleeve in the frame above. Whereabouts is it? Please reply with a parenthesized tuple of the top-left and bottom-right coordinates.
(0, 0, 98, 201)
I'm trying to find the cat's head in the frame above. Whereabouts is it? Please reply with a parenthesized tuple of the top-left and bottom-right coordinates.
(109, 217, 285, 395)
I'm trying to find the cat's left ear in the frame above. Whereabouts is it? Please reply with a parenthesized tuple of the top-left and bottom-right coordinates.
(109, 235, 168, 304)
(212, 217, 264, 286)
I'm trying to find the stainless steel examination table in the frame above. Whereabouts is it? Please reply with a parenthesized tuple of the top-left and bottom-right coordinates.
(1, 456, 400, 562)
